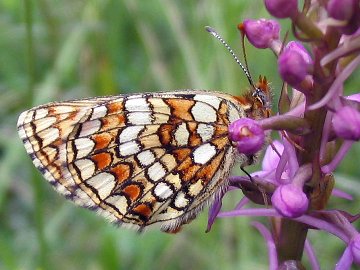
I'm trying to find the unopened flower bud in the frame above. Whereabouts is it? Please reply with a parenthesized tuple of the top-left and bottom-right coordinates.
(264, 0, 298, 18)
(228, 118, 265, 155)
(327, 0, 360, 34)
(278, 42, 312, 88)
(286, 41, 313, 65)
(241, 19, 280, 49)
(332, 106, 360, 141)
(327, 0, 357, 21)
(271, 184, 309, 218)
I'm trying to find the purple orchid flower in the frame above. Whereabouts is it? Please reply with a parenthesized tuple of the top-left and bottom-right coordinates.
(208, 0, 360, 268)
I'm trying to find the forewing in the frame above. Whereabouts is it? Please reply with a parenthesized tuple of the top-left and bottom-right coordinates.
(17, 91, 245, 231)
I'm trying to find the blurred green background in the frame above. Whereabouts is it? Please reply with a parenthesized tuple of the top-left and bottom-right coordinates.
(1, 0, 360, 269)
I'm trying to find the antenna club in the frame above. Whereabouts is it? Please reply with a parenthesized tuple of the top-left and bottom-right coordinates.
(237, 23, 245, 34)
(205, 26, 216, 33)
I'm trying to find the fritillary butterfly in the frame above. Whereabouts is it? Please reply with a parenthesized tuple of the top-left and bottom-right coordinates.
(17, 28, 271, 232)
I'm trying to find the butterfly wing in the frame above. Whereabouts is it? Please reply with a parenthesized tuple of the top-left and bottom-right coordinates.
(17, 91, 245, 231)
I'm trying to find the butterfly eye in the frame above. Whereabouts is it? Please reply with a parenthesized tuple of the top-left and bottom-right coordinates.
(252, 88, 268, 107)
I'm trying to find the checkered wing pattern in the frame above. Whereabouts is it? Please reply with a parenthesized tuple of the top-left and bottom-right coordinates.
(17, 91, 245, 232)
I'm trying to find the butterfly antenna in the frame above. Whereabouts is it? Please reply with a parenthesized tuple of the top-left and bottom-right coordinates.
(205, 26, 256, 89)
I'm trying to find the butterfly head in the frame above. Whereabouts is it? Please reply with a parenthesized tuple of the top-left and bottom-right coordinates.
(233, 75, 272, 120)
(251, 75, 272, 118)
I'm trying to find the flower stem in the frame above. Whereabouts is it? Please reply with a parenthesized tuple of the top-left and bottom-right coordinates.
(276, 219, 308, 266)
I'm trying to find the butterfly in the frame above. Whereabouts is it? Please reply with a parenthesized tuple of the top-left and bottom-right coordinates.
(17, 27, 271, 233)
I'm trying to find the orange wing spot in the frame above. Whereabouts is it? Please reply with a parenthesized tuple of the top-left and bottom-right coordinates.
(216, 102, 232, 125)
(101, 114, 126, 130)
(214, 125, 228, 137)
(187, 122, 202, 147)
(68, 111, 79, 121)
(92, 133, 112, 150)
(211, 137, 228, 149)
(51, 137, 63, 147)
(101, 117, 111, 129)
(132, 204, 152, 218)
(196, 151, 224, 183)
(117, 114, 126, 124)
(91, 152, 112, 170)
(50, 108, 78, 121)
(122, 184, 141, 201)
(172, 148, 191, 161)
(111, 163, 131, 183)
(177, 157, 201, 182)
(107, 101, 123, 114)
(218, 101, 228, 115)
(165, 99, 194, 121)
(158, 124, 175, 145)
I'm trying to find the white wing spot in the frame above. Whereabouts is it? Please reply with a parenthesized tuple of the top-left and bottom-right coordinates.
(193, 143, 216, 165)
(174, 192, 189, 208)
(74, 159, 96, 180)
(38, 127, 60, 147)
(174, 123, 189, 146)
(90, 105, 108, 120)
(147, 162, 166, 182)
(86, 172, 115, 199)
(194, 95, 221, 110)
(191, 102, 217, 122)
(119, 141, 141, 156)
(52, 106, 75, 114)
(136, 150, 155, 166)
(79, 120, 101, 137)
(125, 98, 150, 111)
(188, 179, 203, 196)
(154, 182, 173, 200)
(74, 138, 95, 159)
(34, 108, 49, 120)
(127, 112, 152, 125)
(197, 123, 214, 142)
(106, 195, 128, 214)
(119, 125, 144, 142)
(34, 117, 57, 133)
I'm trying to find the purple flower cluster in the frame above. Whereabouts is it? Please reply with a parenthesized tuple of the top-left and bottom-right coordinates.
(210, 0, 360, 269)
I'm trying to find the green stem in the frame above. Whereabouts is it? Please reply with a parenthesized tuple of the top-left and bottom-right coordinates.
(277, 219, 308, 263)
(24, 0, 35, 101)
